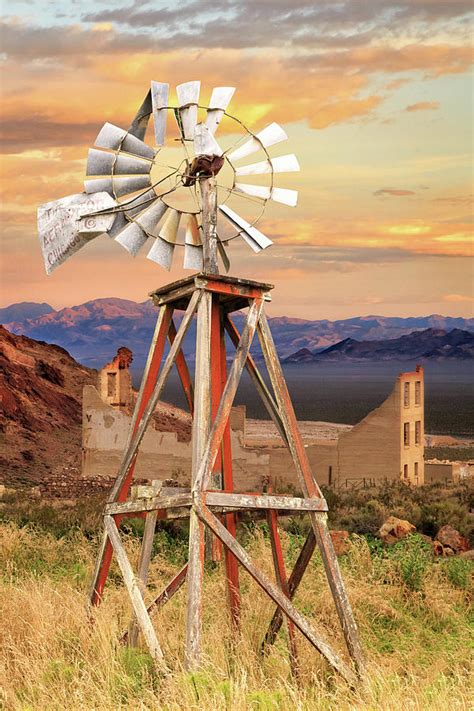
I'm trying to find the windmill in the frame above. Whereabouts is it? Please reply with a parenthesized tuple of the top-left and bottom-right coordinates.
(37, 81, 364, 683)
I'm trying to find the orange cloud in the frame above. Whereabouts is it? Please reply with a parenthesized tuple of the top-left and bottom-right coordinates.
(405, 101, 440, 112)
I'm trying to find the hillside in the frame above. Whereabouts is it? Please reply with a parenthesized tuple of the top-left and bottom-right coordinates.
(0, 327, 191, 487)
(3, 298, 473, 367)
(0, 325, 96, 486)
(284, 328, 474, 363)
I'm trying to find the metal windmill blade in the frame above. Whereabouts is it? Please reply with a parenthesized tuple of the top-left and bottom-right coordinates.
(218, 204, 273, 252)
(115, 200, 169, 256)
(176, 81, 200, 140)
(205, 86, 235, 134)
(227, 122, 288, 162)
(183, 214, 203, 270)
(151, 81, 170, 146)
(38, 79, 300, 276)
(147, 209, 181, 270)
(233, 183, 298, 207)
(234, 154, 300, 176)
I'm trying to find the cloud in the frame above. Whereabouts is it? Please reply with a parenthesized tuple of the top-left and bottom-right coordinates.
(0, 117, 100, 153)
(432, 195, 472, 206)
(405, 101, 440, 111)
(374, 188, 416, 197)
(443, 293, 474, 303)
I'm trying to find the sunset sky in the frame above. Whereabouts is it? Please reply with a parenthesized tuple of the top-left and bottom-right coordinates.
(1, 1, 472, 319)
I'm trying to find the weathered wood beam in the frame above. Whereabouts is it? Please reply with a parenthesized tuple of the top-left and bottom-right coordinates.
(204, 492, 328, 512)
(113, 289, 202, 494)
(89, 305, 174, 606)
(224, 315, 288, 446)
(105, 492, 192, 516)
(185, 289, 212, 671)
(104, 515, 165, 666)
(121, 564, 188, 644)
(257, 312, 365, 677)
(168, 318, 194, 414)
(220, 310, 240, 629)
(193, 297, 265, 493)
(128, 481, 161, 647)
(263, 530, 316, 649)
(195, 500, 356, 686)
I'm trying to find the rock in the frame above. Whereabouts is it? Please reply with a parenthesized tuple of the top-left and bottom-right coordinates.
(435, 525, 470, 553)
(330, 530, 350, 555)
(378, 516, 416, 544)
(458, 549, 474, 560)
(432, 540, 456, 557)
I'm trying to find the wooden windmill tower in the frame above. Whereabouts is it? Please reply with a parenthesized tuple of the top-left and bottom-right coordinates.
(38, 81, 365, 684)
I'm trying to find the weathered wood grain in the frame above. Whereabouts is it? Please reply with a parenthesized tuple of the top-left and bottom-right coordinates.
(89, 305, 173, 605)
(104, 515, 165, 666)
(128, 480, 161, 647)
(105, 492, 192, 516)
(205, 492, 328, 512)
(267, 508, 299, 678)
(263, 530, 316, 649)
(121, 564, 188, 644)
(185, 290, 212, 671)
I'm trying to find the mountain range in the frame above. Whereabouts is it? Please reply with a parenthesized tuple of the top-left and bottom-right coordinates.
(1, 299, 473, 369)
(284, 328, 474, 363)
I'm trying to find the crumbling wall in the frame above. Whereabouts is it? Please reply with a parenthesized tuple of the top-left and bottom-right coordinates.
(82, 386, 269, 490)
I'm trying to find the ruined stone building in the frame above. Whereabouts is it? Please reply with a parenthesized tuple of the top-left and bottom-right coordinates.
(297, 366, 425, 487)
(98, 347, 133, 409)
(82, 354, 427, 489)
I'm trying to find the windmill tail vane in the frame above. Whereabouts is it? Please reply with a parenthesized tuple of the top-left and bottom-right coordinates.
(37, 80, 300, 275)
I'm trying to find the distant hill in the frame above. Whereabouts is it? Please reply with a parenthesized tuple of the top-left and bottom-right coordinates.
(284, 328, 474, 363)
(0, 302, 55, 323)
(3, 298, 473, 369)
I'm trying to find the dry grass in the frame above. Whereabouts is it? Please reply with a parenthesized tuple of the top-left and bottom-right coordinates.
(0, 522, 472, 710)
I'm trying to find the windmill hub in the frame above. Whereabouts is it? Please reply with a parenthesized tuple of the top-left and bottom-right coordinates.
(183, 153, 225, 187)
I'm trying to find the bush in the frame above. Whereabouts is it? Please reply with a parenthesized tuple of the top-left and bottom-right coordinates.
(389, 534, 432, 593)
(441, 557, 473, 590)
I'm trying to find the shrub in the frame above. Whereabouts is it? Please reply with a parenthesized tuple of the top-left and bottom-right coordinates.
(442, 557, 473, 590)
(389, 534, 432, 593)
